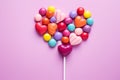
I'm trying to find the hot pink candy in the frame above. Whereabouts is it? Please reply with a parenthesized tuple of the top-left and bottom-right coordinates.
(62, 29, 70, 37)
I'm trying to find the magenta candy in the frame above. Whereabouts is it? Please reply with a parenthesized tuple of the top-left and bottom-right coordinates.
(39, 8, 47, 16)
(58, 44, 72, 56)
(64, 17, 73, 25)
(63, 29, 70, 37)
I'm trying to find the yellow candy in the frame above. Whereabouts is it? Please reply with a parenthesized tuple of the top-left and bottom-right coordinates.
(43, 33, 51, 41)
(48, 6, 56, 13)
(83, 10, 91, 18)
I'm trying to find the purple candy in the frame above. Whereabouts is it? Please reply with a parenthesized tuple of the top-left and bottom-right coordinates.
(50, 16, 57, 23)
(54, 32, 63, 41)
(39, 8, 46, 16)
(64, 17, 73, 25)
(69, 11, 77, 19)
(83, 25, 91, 33)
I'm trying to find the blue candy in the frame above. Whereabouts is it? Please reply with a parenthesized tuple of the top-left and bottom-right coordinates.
(67, 24, 75, 32)
(87, 18, 94, 26)
(48, 39, 57, 47)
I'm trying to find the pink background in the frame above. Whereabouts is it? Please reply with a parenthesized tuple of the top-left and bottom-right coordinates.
(0, 0, 120, 80)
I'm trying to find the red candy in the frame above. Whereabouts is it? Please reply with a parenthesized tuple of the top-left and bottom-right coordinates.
(81, 32, 89, 40)
(77, 7, 84, 15)
(35, 23, 47, 35)
(58, 22, 67, 32)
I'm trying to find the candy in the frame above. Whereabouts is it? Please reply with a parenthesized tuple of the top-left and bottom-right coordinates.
(46, 11, 54, 18)
(35, 23, 47, 35)
(64, 17, 73, 25)
(62, 29, 70, 37)
(43, 33, 51, 41)
(61, 37, 69, 44)
(77, 7, 84, 15)
(42, 17, 50, 25)
(67, 24, 75, 32)
(50, 16, 57, 23)
(69, 33, 82, 46)
(54, 32, 63, 41)
(69, 11, 77, 19)
(39, 8, 47, 16)
(34, 6, 94, 57)
(34, 13, 42, 22)
(84, 10, 91, 18)
(74, 16, 86, 28)
(83, 25, 91, 33)
(48, 23, 57, 35)
(48, 6, 56, 13)
(58, 44, 72, 56)
(48, 38, 57, 47)
(55, 10, 66, 23)
(87, 18, 94, 26)
(81, 32, 89, 40)
(58, 22, 67, 32)
(75, 28, 83, 36)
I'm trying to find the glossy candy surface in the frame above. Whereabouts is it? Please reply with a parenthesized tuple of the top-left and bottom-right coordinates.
(34, 6, 94, 57)
(43, 33, 51, 41)
(39, 8, 46, 16)
(48, 39, 57, 47)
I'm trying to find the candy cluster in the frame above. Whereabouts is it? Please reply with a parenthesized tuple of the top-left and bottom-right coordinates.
(34, 6, 94, 56)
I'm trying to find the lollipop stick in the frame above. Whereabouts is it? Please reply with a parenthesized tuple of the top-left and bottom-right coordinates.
(63, 57, 66, 80)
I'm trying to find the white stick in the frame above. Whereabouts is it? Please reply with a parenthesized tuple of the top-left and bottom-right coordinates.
(63, 57, 66, 80)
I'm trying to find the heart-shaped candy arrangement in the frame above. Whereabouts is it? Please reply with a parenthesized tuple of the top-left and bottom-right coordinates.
(34, 6, 94, 57)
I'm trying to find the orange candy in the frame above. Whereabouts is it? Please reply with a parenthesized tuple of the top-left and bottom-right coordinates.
(74, 16, 86, 28)
(46, 11, 54, 18)
(48, 23, 57, 35)
(62, 37, 69, 44)
(42, 17, 50, 25)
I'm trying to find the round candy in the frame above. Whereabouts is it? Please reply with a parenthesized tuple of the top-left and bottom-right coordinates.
(67, 24, 75, 32)
(81, 32, 89, 40)
(39, 8, 47, 16)
(34, 13, 42, 22)
(75, 28, 83, 36)
(77, 7, 84, 15)
(62, 37, 69, 44)
(43, 33, 51, 41)
(50, 16, 57, 23)
(83, 25, 91, 33)
(84, 10, 91, 18)
(46, 11, 54, 18)
(69, 11, 77, 19)
(42, 17, 50, 25)
(54, 32, 63, 41)
(48, 6, 56, 13)
(87, 18, 94, 26)
(64, 17, 73, 25)
(58, 22, 67, 32)
(48, 38, 57, 47)
(62, 29, 70, 37)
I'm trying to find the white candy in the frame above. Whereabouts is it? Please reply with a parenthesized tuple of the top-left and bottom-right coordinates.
(55, 9, 66, 23)
(34, 13, 42, 22)
(75, 28, 83, 36)
(69, 33, 82, 46)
